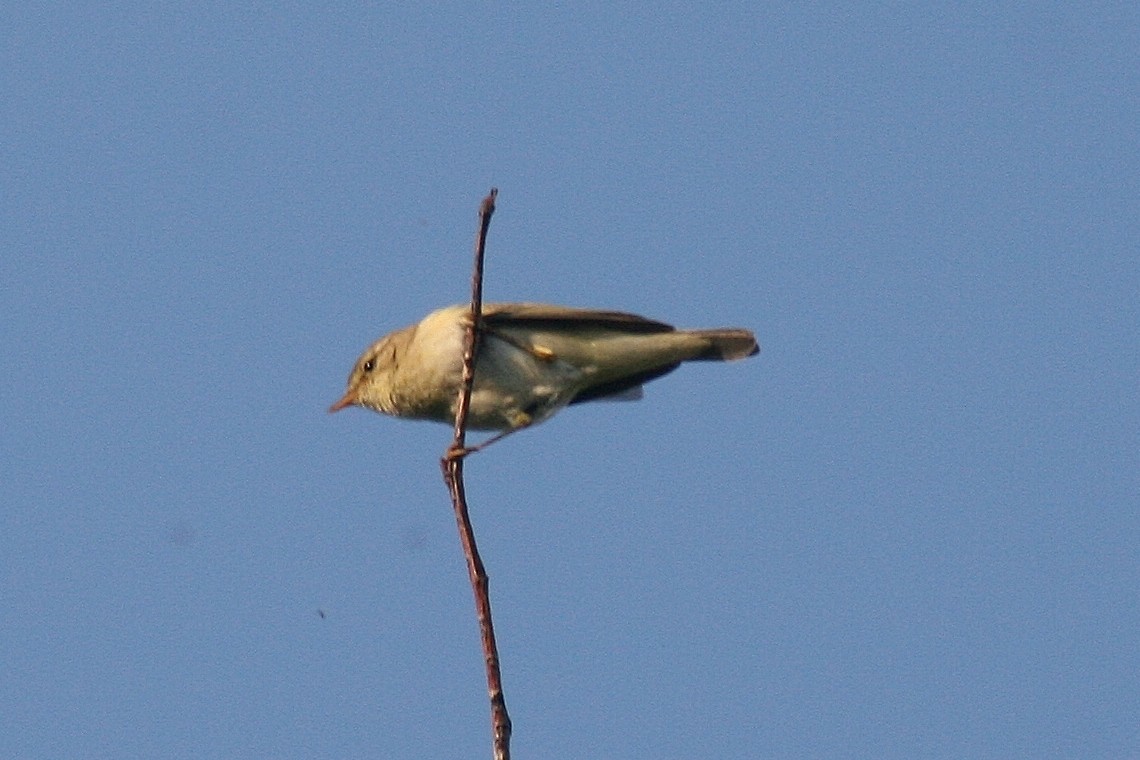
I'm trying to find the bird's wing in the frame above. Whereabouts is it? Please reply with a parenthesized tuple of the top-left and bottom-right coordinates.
(479, 304, 684, 405)
(481, 303, 676, 334)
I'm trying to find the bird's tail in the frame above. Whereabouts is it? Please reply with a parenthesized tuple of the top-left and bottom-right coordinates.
(684, 329, 760, 361)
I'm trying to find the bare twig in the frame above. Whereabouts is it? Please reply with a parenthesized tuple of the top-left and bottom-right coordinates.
(439, 189, 511, 760)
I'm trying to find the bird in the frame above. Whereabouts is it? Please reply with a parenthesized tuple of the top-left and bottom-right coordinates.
(330, 303, 758, 442)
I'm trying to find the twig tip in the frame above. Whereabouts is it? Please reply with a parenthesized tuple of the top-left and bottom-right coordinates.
(481, 188, 498, 216)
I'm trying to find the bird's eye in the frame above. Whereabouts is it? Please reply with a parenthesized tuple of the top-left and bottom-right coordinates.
(363, 359, 375, 373)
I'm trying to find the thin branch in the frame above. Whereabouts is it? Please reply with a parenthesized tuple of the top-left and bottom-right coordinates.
(448, 187, 496, 454)
(440, 188, 511, 760)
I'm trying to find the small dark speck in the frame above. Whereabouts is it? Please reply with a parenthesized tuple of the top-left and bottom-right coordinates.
(317, 609, 326, 619)
(166, 523, 195, 547)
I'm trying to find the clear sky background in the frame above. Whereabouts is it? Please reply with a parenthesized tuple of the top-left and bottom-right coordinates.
(4, 4, 1138, 759)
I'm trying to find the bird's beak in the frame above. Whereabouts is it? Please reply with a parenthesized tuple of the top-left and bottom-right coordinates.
(328, 390, 357, 413)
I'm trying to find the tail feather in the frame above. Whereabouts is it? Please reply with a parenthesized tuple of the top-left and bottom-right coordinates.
(567, 327, 758, 405)
(688, 329, 760, 361)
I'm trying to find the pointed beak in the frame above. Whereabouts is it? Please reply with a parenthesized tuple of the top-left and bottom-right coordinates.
(328, 390, 357, 413)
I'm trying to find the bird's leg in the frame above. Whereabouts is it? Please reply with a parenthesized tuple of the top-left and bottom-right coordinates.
(468, 425, 525, 453)
(446, 415, 534, 460)
(444, 430, 509, 460)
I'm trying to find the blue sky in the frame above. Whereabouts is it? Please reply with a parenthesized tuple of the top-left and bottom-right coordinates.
(3, 4, 1138, 758)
